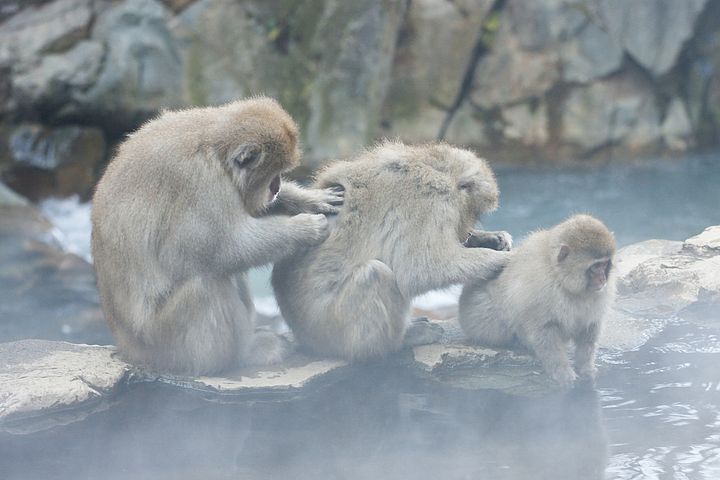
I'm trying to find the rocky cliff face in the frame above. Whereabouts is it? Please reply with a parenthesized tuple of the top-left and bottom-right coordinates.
(0, 0, 718, 196)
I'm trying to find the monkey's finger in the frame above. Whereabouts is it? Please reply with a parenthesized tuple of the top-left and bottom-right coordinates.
(326, 195, 344, 206)
(316, 203, 340, 214)
(328, 185, 345, 194)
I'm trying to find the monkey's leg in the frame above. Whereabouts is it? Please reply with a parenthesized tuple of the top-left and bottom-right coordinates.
(233, 273, 291, 366)
(152, 277, 252, 375)
(404, 317, 444, 347)
(458, 303, 514, 347)
(464, 229, 513, 251)
(574, 324, 600, 379)
(270, 181, 344, 215)
(523, 323, 577, 386)
(246, 329, 292, 366)
(330, 260, 409, 360)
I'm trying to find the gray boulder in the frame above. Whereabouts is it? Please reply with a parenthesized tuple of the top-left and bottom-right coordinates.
(561, 19, 624, 83)
(0, 0, 93, 65)
(470, 20, 559, 108)
(3, 124, 105, 199)
(0, 340, 128, 430)
(617, 226, 720, 319)
(562, 70, 661, 153)
(383, 0, 494, 142)
(173, 0, 405, 166)
(597, 0, 708, 76)
(81, 0, 182, 121)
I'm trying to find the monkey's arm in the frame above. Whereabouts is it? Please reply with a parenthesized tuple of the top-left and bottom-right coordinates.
(403, 245, 509, 296)
(523, 322, 577, 386)
(464, 229, 513, 251)
(270, 181, 344, 215)
(573, 322, 600, 379)
(221, 213, 329, 270)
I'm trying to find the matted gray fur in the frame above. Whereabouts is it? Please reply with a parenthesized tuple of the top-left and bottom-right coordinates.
(272, 141, 510, 361)
(91, 97, 341, 375)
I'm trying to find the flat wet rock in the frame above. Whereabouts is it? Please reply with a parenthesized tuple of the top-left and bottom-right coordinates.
(0, 340, 128, 431)
(2, 225, 719, 430)
(136, 355, 349, 398)
(0, 339, 349, 431)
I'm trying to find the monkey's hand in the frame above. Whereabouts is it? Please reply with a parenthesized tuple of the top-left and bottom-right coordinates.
(273, 182, 344, 215)
(464, 230, 513, 251)
(290, 213, 330, 245)
(474, 249, 511, 280)
(297, 186, 344, 215)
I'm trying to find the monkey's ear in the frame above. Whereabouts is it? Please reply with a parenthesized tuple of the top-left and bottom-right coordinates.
(233, 143, 262, 169)
(557, 244, 570, 262)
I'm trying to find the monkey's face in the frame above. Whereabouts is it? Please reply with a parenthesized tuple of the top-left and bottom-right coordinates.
(557, 246, 615, 294)
(227, 142, 298, 216)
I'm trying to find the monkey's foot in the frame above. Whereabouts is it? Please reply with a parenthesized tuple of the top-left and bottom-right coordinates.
(548, 364, 578, 387)
(404, 317, 444, 347)
(246, 330, 292, 366)
(575, 363, 598, 380)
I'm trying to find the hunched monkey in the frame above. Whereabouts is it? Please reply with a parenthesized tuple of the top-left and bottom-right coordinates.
(91, 97, 340, 375)
(459, 214, 616, 385)
(272, 141, 510, 361)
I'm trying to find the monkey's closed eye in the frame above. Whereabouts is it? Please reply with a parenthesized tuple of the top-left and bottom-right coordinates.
(459, 181, 474, 191)
(233, 144, 262, 169)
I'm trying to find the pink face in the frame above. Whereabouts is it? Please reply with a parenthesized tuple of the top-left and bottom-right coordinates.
(588, 259, 611, 290)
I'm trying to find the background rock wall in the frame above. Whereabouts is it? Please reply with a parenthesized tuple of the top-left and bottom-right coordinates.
(0, 0, 719, 198)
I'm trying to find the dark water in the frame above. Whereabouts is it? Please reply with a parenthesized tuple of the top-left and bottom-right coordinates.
(489, 153, 720, 246)
(2, 153, 720, 479)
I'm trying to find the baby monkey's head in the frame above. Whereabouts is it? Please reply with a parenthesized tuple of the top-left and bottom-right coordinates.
(552, 214, 616, 295)
(211, 97, 301, 216)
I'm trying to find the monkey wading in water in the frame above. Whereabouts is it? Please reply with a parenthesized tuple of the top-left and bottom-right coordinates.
(459, 214, 616, 385)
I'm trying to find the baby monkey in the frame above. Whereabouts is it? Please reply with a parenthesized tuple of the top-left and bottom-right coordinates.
(458, 214, 616, 385)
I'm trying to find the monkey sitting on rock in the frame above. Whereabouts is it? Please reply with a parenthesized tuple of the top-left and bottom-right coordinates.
(272, 141, 511, 362)
(459, 214, 616, 385)
(92, 97, 342, 376)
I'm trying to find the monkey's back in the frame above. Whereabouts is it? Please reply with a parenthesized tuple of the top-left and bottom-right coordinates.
(91, 111, 237, 338)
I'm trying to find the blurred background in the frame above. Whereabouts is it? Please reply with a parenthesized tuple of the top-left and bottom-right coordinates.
(1, 0, 719, 200)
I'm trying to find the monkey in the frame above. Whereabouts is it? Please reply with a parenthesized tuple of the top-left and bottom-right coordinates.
(458, 214, 616, 385)
(271, 141, 511, 362)
(91, 97, 342, 376)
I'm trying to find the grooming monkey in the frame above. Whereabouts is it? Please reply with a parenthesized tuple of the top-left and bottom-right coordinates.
(459, 214, 616, 385)
(272, 141, 511, 361)
(91, 97, 342, 375)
